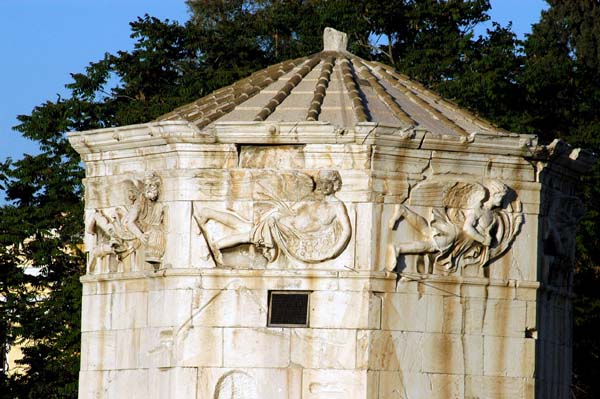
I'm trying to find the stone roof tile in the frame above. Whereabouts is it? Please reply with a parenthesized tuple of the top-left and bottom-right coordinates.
(156, 28, 508, 137)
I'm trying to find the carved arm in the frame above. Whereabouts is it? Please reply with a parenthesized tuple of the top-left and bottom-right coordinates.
(463, 212, 491, 246)
(329, 203, 352, 257)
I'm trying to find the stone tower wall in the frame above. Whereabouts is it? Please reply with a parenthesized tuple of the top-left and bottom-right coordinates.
(68, 119, 582, 398)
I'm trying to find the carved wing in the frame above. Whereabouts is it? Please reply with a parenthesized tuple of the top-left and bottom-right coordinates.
(407, 180, 448, 208)
(487, 199, 524, 265)
(408, 180, 485, 210)
(442, 182, 486, 209)
(443, 182, 485, 233)
(254, 171, 314, 203)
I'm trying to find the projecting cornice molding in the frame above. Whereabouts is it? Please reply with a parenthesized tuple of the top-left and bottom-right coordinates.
(68, 119, 540, 161)
(67, 120, 213, 156)
(528, 138, 597, 174)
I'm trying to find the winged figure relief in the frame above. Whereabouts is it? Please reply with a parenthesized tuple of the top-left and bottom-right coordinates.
(388, 179, 523, 273)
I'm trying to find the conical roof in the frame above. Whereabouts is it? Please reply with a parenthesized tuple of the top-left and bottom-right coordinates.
(157, 28, 504, 137)
(68, 28, 595, 177)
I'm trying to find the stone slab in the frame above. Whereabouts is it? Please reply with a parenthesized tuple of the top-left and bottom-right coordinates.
(176, 326, 223, 367)
(148, 289, 193, 328)
(197, 367, 302, 398)
(302, 369, 369, 399)
(223, 328, 290, 368)
(379, 371, 464, 399)
(290, 328, 357, 369)
(309, 290, 381, 329)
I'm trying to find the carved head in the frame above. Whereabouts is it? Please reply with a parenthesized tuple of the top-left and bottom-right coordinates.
(315, 170, 342, 196)
(484, 180, 509, 208)
(143, 173, 161, 201)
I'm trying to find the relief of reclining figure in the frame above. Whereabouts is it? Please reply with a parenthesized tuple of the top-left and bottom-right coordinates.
(388, 179, 523, 273)
(194, 170, 352, 266)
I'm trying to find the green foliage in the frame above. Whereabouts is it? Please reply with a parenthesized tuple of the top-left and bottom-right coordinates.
(436, 22, 526, 131)
(1, 0, 600, 397)
(0, 15, 211, 399)
(376, 0, 492, 81)
(1, 109, 84, 398)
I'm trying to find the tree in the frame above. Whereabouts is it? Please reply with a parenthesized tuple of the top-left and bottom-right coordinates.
(435, 22, 525, 131)
(0, 15, 214, 398)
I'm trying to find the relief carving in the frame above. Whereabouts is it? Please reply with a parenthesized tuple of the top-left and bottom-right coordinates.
(388, 179, 523, 273)
(214, 371, 258, 399)
(85, 172, 167, 272)
(194, 170, 351, 266)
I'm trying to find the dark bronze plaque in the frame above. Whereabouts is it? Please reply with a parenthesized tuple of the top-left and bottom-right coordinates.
(268, 291, 310, 327)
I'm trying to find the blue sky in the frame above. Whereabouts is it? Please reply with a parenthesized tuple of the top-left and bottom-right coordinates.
(0, 0, 547, 163)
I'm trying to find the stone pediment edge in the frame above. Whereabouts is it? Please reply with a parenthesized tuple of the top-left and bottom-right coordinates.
(68, 119, 594, 172)
(212, 121, 539, 155)
(528, 138, 597, 174)
(365, 126, 537, 156)
(67, 120, 213, 156)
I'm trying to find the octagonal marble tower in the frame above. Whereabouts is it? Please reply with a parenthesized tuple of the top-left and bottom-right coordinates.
(69, 28, 594, 399)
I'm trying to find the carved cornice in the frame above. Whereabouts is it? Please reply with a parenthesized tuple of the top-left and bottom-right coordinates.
(67, 120, 214, 156)
(69, 120, 543, 160)
(528, 138, 597, 174)
(211, 121, 354, 144)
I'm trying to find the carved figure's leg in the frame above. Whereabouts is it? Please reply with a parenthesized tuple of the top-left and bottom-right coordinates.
(386, 240, 438, 273)
(193, 206, 254, 267)
(389, 204, 406, 229)
(395, 240, 437, 254)
(85, 212, 97, 234)
(388, 204, 437, 271)
(399, 205, 430, 233)
(87, 253, 97, 273)
(263, 247, 277, 262)
(385, 244, 398, 272)
(194, 207, 252, 231)
(88, 243, 115, 273)
(196, 220, 224, 266)
(86, 211, 113, 236)
(215, 232, 252, 250)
